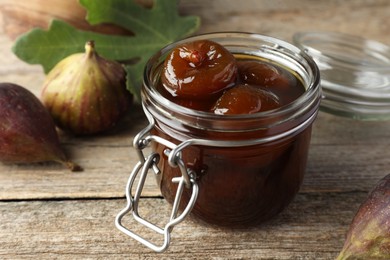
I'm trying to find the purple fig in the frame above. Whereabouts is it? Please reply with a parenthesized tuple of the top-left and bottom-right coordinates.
(0, 82, 82, 171)
(41, 40, 132, 135)
(337, 174, 390, 259)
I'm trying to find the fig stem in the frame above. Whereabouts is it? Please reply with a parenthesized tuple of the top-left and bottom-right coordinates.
(85, 40, 96, 58)
(189, 50, 202, 65)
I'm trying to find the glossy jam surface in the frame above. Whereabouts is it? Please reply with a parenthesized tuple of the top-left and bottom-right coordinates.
(159, 39, 305, 115)
(151, 40, 311, 227)
(212, 84, 280, 115)
(161, 40, 237, 100)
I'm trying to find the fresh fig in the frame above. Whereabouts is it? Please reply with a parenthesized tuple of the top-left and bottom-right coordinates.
(41, 40, 132, 135)
(0, 83, 82, 171)
(337, 174, 390, 259)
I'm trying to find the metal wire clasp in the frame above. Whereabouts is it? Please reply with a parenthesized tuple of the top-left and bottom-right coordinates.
(116, 104, 319, 252)
(115, 110, 199, 253)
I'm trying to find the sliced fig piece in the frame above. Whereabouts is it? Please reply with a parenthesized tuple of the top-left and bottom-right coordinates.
(0, 82, 82, 171)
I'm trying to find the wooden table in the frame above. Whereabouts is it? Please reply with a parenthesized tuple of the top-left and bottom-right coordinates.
(1, 1, 390, 259)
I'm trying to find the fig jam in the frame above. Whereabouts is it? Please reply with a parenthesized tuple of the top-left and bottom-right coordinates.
(158, 54, 305, 114)
(141, 33, 321, 227)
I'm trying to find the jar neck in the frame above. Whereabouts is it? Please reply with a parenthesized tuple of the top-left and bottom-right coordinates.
(142, 32, 322, 139)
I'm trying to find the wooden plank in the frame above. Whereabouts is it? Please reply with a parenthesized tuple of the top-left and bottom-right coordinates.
(0, 191, 366, 259)
(0, 105, 160, 199)
(311, 112, 390, 145)
(1, 1, 389, 259)
(304, 113, 390, 192)
(1, 109, 389, 200)
(1, 2, 390, 198)
(181, 0, 390, 45)
(3, 0, 390, 45)
(1, 100, 389, 199)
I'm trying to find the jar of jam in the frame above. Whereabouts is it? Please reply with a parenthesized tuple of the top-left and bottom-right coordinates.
(116, 32, 322, 252)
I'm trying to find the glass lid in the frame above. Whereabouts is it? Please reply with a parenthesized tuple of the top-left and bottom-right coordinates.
(293, 31, 390, 120)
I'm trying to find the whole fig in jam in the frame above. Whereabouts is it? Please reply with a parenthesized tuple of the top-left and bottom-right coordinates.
(159, 40, 305, 113)
(237, 60, 290, 88)
(212, 84, 280, 115)
(0, 83, 81, 171)
(161, 40, 238, 100)
(41, 41, 132, 135)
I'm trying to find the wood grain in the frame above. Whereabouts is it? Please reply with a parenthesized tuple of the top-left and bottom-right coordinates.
(1, 0, 390, 258)
(1, 110, 389, 200)
(181, 0, 390, 45)
(0, 192, 366, 259)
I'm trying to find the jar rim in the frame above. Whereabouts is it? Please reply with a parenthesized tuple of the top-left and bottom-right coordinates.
(143, 32, 322, 131)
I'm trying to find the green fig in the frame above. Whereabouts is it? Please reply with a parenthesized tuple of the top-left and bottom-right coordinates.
(41, 40, 132, 135)
(337, 174, 390, 259)
(0, 83, 82, 171)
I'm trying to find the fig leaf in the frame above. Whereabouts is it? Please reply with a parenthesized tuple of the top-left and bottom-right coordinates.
(11, 0, 200, 102)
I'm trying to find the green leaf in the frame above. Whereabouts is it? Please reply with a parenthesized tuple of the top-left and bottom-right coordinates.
(81, 0, 199, 41)
(12, 0, 200, 102)
(12, 21, 134, 73)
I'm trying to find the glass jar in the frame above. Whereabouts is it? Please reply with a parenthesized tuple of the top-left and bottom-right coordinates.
(116, 32, 322, 252)
(293, 31, 390, 120)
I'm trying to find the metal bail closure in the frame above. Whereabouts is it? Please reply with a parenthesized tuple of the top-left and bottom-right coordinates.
(115, 117, 199, 253)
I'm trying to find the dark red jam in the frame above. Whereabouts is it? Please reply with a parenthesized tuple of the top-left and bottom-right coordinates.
(150, 39, 312, 227)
